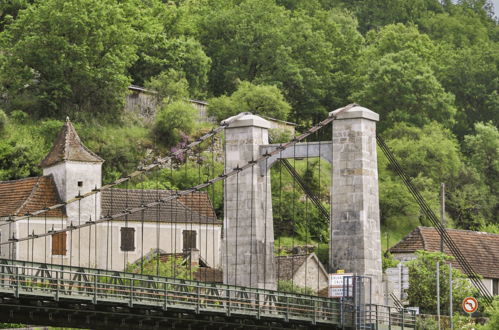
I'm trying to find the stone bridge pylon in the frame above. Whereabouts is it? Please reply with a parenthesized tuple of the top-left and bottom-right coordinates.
(223, 106, 383, 304)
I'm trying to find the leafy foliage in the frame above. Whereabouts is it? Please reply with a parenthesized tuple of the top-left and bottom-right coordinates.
(406, 251, 477, 315)
(126, 254, 197, 279)
(479, 296, 499, 330)
(278, 280, 315, 295)
(0, 0, 137, 119)
(208, 81, 291, 122)
(154, 101, 199, 148)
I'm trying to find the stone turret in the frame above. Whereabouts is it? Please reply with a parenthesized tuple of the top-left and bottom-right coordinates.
(40, 117, 103, 223)
(329, 106, 383, 305)
(223, 114, 276, 290)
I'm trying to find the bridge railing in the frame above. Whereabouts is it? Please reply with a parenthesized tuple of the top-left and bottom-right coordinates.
(0, 259, 346, 326)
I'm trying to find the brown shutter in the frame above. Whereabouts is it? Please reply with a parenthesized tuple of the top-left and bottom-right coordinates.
(120, 227, 135, 251)
(183, 230, 197, 250)
(52, 232, 67, 255)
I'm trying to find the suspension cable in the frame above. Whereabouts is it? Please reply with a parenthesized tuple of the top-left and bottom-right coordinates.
(3, 113, 250, 226)
(3, 105, 355, 247)
(377, 135, 493, 304)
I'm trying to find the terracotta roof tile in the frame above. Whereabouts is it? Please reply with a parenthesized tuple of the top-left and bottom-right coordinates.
(40, 118, 103, 168)
(390, 226, 499, 279)
(0, 176, 65, 218)
(101, 189, 219, 224)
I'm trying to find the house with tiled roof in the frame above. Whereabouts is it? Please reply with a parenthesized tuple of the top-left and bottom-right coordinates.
(0, 119, 222, 271)
(388, 226, 499, 299)
(275, 253, 329, 293)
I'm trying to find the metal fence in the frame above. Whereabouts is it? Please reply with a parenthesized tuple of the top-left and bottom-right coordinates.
(0, 259, 417, 329)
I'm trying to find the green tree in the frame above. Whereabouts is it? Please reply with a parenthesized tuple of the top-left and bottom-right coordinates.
(437, 43, 499, 137)
(154, 101, 199, 148)
(460, 122, 499, 224)
(351, 0, 444, 34)
(195, 0, 363, 123)
(406, 251, 477, 315)
(124, 0, 210, 97)
(0, 0, 33, 31)
(479, 297, 499, 330)
(353, 50, 456, 131)
(145, 69, 190, 105)
(0, 0, 137, 119)
(208, 81, 291, 122)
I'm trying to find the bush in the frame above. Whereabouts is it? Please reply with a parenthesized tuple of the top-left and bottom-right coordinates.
(406, 251, 477, 315)
(0, 109, 7, 134)
(154, 101, 199, 147)
(208, 81, 291, 122)
(10, 110, 28, 123)
(278, 280, 315, 295)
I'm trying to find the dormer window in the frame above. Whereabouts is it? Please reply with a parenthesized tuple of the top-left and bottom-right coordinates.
(77, 181, 83, 187)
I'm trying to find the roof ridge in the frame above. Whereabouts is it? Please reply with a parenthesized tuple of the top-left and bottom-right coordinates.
(0, 176, 41, 185)
(421, 225, 499, 237)
(14, 176, 42, 216)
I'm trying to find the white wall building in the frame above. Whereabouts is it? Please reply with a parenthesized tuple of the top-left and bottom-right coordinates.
(0, 119, 222, 271)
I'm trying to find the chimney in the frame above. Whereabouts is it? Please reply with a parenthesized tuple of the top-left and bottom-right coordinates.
(190, 248, 200, 267)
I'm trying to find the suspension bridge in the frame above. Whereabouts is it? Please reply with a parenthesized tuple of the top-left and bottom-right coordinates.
(0, 104, 491, 329)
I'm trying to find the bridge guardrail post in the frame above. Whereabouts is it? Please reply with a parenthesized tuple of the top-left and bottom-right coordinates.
(285, 295, 289, 322)
(401, 308, 404, 330)
(226, 288, 231, 317)
(93, 274, 97, 304)
(375, 305, 379, 330)
(388, 306, 391, 330)
(129, 278, 134, 307)
(15, 266, 19, 298)
(55, 270, 59, 301)
(313, 299, 317, 325)
(163, 281, 168, 310)
(256, 292, 260, 319)
(196, 285, 200, 314)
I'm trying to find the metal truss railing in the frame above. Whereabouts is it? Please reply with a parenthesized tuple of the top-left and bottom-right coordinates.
(0, 259, 343, 326)
(0, 259, 418, 328)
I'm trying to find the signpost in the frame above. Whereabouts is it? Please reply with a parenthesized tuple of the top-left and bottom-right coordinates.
(328, 272, 353, 298)
(462, 297, 478, 314)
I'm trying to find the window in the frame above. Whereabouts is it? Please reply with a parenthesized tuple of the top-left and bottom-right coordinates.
(120, 227, 135, 252)
(77, 181, 83, 187)
(183, 230, 197, 250)
(52, 232, 67, 255)
(493, 279, 498, 296)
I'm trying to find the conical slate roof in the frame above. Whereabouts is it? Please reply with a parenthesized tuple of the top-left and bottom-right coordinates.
(40, 118, 103, 168)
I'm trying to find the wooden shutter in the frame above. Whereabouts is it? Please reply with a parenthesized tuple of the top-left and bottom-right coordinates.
(52, 232, 67, 255)
(183, 230, 197, 250)
(120, 227, 135, 251)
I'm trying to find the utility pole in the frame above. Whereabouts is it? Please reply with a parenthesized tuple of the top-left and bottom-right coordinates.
(437, 261, 441, 330)
(450, 263, 453, 329)
(437, 183, 445, 330)
(440, 183, 445, 252)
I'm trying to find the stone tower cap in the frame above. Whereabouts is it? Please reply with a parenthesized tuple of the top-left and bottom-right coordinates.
(223, 113, 271, 129)
(40, 118, 104, 168)
(329, 105, 379, 122)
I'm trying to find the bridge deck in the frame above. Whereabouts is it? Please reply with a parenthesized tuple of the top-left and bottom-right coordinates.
(0, 259, 415, 329)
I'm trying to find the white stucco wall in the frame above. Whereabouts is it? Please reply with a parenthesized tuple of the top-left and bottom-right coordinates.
(292, 257, 328, 292)
(5, 219, 222, 272)
(43, 161, 102, 225)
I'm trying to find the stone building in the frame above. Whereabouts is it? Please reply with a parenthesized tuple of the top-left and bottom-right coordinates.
(387, 226, 499, 304)
(275, 253, 329, 293)
(0, 119, 222, 271)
